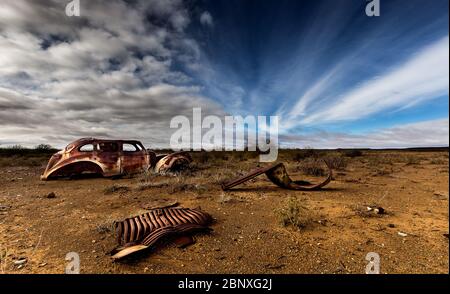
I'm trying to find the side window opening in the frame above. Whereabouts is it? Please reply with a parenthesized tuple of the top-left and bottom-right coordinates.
(123, 143, 139, 152)
(79, 144, 95, 152)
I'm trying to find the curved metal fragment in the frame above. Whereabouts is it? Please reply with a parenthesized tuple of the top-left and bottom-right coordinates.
(221, 164, 280, 190)
(221, 161, 332, 191)
(112, 207, 212, 260)
(265, 162, 332, 190)
(154, 151, 192, 174)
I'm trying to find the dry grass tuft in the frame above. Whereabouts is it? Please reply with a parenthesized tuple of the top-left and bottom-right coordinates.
(372, 167, 393, 176)
(95, 220, 115, 234)
(292, 147, 321, 161)
(277, 197, 314, 229)
(404, 155, 420, 165)
(299, 158, 326, 176)
(103, 185, 130, 195)
(323, 154, 348, 170)
(135, 182, 169, 191)
(341, 149, 363, 158)
(430, 158, 448, 165)
(366, 154, 395, 165)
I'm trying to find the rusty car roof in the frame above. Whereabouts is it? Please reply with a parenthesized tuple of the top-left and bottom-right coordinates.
(65, 138, 144, 150)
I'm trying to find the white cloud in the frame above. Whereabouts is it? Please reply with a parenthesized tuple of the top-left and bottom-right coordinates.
(200, 11, 214, 27)
(0, 0, 225, 148)
(280, 118, 449, 149)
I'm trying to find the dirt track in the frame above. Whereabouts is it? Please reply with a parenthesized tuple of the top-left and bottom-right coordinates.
(0, 150, 448, 274)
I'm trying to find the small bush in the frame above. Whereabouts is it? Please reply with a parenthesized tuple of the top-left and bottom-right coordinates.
(169, 182, 207, 195)
(373, 167, 393, 176)
(300, 158, 325, 176)
(197, 151, 209, 164)
(277, 197, 313, 229)
(103, 185, 130, 195)
(96, 220, 115, 234)
(232, 151, 256, 162)
(404, 155, 420, 165)
(367, 155, 394, 165)
(293, 147, 319, 161)
(324, 155, 348, 170)
(342, 149, 363, 158)
(135, 169, 160, 183)
(35, 144, 53, 151)
(136, 182, 169, 191)
(430, 158, 447, 165)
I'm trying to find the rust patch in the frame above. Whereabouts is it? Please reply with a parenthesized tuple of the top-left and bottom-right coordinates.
(221, 161, 332, 191)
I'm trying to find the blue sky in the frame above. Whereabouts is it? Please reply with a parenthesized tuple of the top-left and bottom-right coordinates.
(189, 0, 449, 135)
(0, 0, 448, 148)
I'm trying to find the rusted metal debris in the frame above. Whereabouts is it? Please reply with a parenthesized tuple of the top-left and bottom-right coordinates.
(366, 206, 386, 215)
(111, 207, 212, 260)
(221, 162, 332, 191)
(40, 138, 192, 180)
(154, 151, 192, 174)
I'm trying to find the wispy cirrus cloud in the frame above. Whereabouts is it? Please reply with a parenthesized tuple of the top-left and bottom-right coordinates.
(293, 36, 449, 126)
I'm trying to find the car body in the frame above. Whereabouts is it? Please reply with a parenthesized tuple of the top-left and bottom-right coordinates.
(40, 138, 154, 180)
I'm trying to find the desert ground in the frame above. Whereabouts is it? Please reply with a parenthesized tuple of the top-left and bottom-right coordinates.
(0, 148, 448, 274)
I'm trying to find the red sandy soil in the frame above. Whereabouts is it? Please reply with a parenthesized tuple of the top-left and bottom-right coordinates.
(0, 150, 448, 274)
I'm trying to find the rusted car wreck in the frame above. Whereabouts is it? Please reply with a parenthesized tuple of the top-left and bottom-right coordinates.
(40, 138, 191, 180)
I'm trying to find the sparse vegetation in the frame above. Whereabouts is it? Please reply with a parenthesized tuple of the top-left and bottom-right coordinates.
(299, 158, 326, 176)
(0, 145, 58, 167)
(323, 154, 348, 170)
(35, 144, 53, 151)
(373, 167, 393, 176)
(103, 185, 130, 194)
(136, 181, 169, 191)
(341, 149, 363, 158)
(135, 169, 160, 183)
(169, 181, 207, 195)
(292, 147, 320, 161)
(197, 151, 210, 163)
(0, 148, 448, 273)
(277, 196, 313, 229)
(96, 220, 115, 234)
(366, 154, 395, 165)
(404, 155, 420, 165)
(430, 158, 447, 165)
